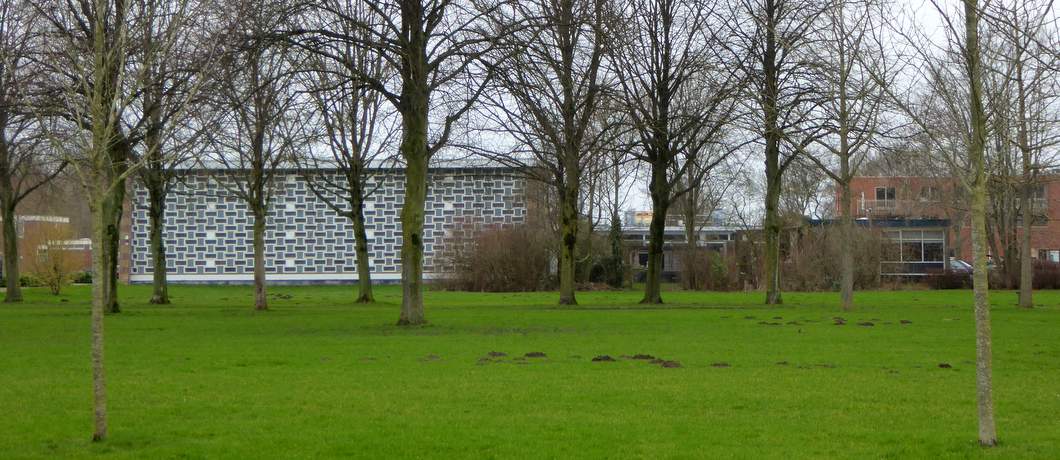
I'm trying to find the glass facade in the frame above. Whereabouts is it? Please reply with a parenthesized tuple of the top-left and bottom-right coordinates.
(880, 229, 946, 276)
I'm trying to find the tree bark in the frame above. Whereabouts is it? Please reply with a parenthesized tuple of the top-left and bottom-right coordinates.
(839, 179, 854, 311)
(252, 206, 268, 311)
(1018, 179, 1033, 307)
(964, 0, 998, 446)
(89, 197, 108, 442)
(642, 164, 668, 304)
(762, 0, 783, 305)
(350, 193, 374, 303)
(763, 154, 783, 305)
(558, 180, 578, 305)
(147, 182, 169, 304)
(1, 201, 20, 302)
(398, 151, 427, 325)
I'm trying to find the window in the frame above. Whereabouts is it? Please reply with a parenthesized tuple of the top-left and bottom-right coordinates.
(920, 186, 940, 201)
(875, 187, 896, 201)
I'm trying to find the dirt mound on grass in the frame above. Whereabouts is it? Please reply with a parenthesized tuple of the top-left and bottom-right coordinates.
(524, 352, 547, 358)
(591, 355, 616, 362)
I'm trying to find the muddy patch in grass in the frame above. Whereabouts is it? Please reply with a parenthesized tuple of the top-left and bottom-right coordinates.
(524, 351, 547, 358)
(591, 355, 616, 362)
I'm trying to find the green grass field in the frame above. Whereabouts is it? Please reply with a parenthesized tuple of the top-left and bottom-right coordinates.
(1, 284, 1058, 459)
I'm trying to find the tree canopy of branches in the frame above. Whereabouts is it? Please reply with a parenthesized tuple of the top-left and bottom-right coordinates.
(476, 0, 611, 305)
(720, 0, 827, 304)
(286, 0, 400, 304)
(201, 0, 307, 311)
(0, 0, 66, 302)
(612, 0, 741, 303)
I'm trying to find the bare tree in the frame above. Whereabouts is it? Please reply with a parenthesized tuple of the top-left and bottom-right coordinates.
(36, 0, 142, 442)
(987, 0, 1060, 307)
(798, 0, 889, 310)
(135, 0, 215, 305)
(720, 0, 827, 304)
(612, 0, 740, 303)
(201, 0, 306, 311)
(473, 0, 610, 305)
(286, 0, 510, 324)
(0, 0, 66, 302)
(287, 0, 399, 304)
(35, 0, 215, 440)
(877, 0, 999, 446)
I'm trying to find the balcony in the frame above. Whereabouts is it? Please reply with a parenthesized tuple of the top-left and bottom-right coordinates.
(855, 199, 947, 219)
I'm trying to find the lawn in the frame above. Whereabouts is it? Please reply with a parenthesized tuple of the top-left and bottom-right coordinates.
(0, 284, 1058, 459)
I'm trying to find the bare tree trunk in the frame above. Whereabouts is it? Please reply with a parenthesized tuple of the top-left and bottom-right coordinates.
(252, 207, 267, 311)
(350, 194, 374, 303)
(89, 198, 108, 441)
(642, 200, 667, 304)
(684, 207, 698, 290)
(147, 183, 169, 304)
(642, 164, 668, 304)
(965, 0, 997, 445)
(839, 178, 854, 310)
(102, 152, 127, 314)
(398, 153, 427, 324)
(558, 181, 578, 305)
(1, 200, 21, 302)
(1018, 173, 1033, 307)
(763, 154, 783, 304)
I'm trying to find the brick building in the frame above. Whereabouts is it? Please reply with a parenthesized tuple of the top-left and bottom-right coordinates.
(0, 215, 93, 279)
(841, 175, 1060, 276)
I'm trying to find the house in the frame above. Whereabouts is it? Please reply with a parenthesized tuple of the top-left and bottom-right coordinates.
(839, 174, 1060, 277)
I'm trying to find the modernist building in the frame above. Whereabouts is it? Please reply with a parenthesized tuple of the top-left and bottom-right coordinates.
(839, 174, 1060, 277)
(122, 167, 527, 284)
(620, 210, 743, 280)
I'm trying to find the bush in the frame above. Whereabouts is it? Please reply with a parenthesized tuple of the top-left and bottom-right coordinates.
(436, 224, 553, 292)
(19, 274, 44, 288)
(73, 271, 93, 284)
(782, 225, 884, 292)
(925, 271, 971, 289)
(680, 248, 736, 291)
(1033, 261, 1060, 289)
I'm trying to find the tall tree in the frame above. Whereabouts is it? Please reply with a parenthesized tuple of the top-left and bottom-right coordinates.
(136, 0, 215, 305)
(0, 0, 65, 302)
(475, 0, 611, 305)
(721, 0, 827, 304)
(613, 0, 740, 303)
(202, 0, 305, 311)
(37, 0, 137, 442)
(988, 0, 1060, 308)
(877, 0, 1000, 445)
(289, 0, 510, 324)
(798, 0, 888, 310)
(287, 0, 399, 304)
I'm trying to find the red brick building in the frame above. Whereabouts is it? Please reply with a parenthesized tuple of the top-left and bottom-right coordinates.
(0, 215, 93, 279)
(842, 175, 1060, 276)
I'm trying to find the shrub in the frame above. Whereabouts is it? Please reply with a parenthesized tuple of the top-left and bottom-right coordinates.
(436, 224, 553, 292)
(925, 271, 971, 289)
(782, 225, 884, 292)
(1033, 261, 1060, 289)
(73, 271, 93, 284)
(680, 248, 736, 291)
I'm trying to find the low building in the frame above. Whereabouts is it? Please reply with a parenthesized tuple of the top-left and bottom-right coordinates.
(121, 167, 527, 284)
(619, 210, 743, 280)
(0, 215, 93, 279)
(840, 174, 1060, 277)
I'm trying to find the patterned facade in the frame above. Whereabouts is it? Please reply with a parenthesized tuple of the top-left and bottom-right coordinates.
(126, 168, 526, 283)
